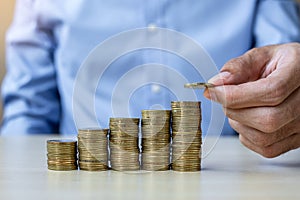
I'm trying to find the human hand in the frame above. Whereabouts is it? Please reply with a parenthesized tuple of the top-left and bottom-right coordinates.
(204, 43, 300, 158)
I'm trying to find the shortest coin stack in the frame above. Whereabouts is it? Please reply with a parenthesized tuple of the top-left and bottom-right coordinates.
(78, 128, 109, 171)
(47, 139, 78, 171)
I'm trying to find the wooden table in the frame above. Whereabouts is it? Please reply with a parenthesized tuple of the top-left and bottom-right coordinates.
(0, 135, 299, 200)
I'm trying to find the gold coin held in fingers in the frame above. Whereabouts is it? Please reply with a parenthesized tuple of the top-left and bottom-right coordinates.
(184, 82, 215, 89)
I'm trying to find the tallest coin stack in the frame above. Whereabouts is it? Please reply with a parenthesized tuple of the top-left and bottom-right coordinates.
(171, 101, 202, 171)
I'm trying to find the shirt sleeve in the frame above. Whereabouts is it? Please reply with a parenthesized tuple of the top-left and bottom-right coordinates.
(253, 0, 300, 46)
(1, 0, 60, 135)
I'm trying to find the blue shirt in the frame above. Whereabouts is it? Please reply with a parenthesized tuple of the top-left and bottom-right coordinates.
(2, 0, 300, 135)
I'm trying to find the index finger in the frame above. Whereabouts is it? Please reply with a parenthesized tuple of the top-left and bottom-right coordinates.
(204, 68, 299, 108)
(204, 44, 300, 108)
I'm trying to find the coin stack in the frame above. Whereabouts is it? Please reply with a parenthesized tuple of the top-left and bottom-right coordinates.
(47, 139, 78, 171)
(141, 110, 171, 171)
(78, 128, 109, 171)
(171, 101, 202, 172)
(109, 118, 140, 171)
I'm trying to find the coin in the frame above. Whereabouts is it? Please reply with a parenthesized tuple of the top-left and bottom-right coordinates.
(47, 100, 204, 172)
(109, 118, 140, 171)
(141, 110, 171, 171)
(47, 139, 78, 171)
(78, 128, 109, 171)
(171, 101, 202, 172)
(184, 82, 215, 89)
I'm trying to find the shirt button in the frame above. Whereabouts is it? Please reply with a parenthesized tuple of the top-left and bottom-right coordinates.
(151, 84, 161, 93)
(147, 23, 157, 32)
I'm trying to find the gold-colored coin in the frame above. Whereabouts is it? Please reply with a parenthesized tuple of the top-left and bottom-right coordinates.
(109, 118, 140, 171)
(46, 139, 78, 171)
(171, 101, 202, 172)
(184, 82, 215, 89)
(47, 100, 204, 173)
(141, 110, 171, 171)
(78, 128, 109, 171)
